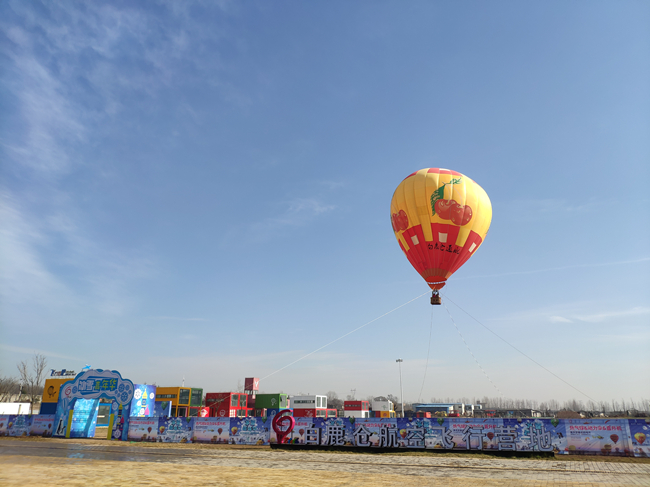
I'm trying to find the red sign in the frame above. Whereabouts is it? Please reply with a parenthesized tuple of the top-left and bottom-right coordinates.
(244, 377, 259, 391)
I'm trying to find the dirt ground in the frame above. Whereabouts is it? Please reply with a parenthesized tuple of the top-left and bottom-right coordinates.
(1, 437, 649, 487)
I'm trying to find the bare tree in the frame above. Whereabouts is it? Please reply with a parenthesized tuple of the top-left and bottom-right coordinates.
(17, 353, 48, 414)
(0, 374, 20, 402)
(326, 391, 343, 410)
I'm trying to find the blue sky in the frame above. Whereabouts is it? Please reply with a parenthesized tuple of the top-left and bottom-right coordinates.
(1, 1, 648, 406)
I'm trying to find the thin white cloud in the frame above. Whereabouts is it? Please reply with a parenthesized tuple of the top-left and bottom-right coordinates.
(148, 316, 208, 322)
(2, 2, 240, 176)
(492, 302, 650, 327)
(0, 193, 78, 309)
(549, 316, 573, 323)
(573, 307, 650, 323)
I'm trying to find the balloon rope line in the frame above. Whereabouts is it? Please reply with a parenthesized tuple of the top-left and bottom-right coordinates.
(442, 301, 504, 397)
(443, 294, 598, 403)
(417, 305, 434, 403)
(260, 291, 431, 382)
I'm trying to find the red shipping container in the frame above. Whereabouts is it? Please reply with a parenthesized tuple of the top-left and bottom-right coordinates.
(344, 401, 370, 411)
(206, 392, 249, 418)
(293, 408, 327, 418)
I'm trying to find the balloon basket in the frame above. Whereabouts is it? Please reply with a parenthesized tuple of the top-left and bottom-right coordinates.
(430, 292, 441, 305)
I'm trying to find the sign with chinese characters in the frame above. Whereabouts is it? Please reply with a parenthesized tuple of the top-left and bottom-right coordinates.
(53, 369, 135, 439)
(127, 418, 158, 441)
(564, 418, 633, 456)
(43, 412, 646, 458)
(192, 418, 234, 444)
(30, 415, 55, 437)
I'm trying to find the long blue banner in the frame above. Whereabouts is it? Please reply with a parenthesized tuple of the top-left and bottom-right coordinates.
(1, 414, 648, 457)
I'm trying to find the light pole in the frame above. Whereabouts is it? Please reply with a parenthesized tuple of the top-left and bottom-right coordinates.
(396, 359, 404, 418)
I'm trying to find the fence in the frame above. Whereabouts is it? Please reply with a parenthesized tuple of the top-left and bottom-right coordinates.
(1, 414, 648, 457)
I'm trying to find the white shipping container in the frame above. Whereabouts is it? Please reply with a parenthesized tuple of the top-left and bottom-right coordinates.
(290, 395, 327, 409)
(0, 403, 32, 415)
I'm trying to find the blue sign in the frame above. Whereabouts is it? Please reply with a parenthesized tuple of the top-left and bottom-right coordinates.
(53, 369, 135, 439)
(130, 384, 156, 417)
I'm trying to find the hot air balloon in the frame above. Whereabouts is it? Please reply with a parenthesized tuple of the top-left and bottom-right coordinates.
(391, 168, 492, 304)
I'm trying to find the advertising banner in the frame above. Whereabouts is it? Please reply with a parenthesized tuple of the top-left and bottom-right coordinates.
(130, 385, 156, 418)
(153, 401, 172, 417)
(111, 414, 126, 440)
(628, 419, 649, 457)
(230, 417, 270, 446)
(69, 398, 99, 438)
(504, 419, 564, 453)
(564, 419, 630, 455)
(192, 418, 231, 444)
(30, 415, 55, 437)
(287, 417, 320, 445)
(352, 418, 398, 447)
(127, 418, 159, 442)
(158, 417, 192, 443)
(42, 409, 646, 458)
(0, 415, 9, 436)
(316, 417, 369, 447)
(5, 415, 32, 438)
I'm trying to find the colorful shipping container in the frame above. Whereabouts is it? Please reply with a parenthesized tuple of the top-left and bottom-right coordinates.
(344, 400, 370, 418)
(206, 392, 252, 418)
(155, 387, 202, 417)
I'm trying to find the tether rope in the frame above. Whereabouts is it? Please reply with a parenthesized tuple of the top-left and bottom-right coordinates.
(442, 300, 504, 397)
(443, 294, 597, 403)
(260, 290, 431, 382)
(417, 305, 435, 403)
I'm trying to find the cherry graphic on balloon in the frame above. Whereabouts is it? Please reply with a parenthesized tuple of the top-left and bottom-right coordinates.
(391, 213, 399, 232)
(391, 210, 409, 232)
(397, 210, 409, 230)
(450, 204, 472, 226)
(434, 199, 457, 220)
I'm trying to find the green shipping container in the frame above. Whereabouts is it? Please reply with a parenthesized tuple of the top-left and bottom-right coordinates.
(190, 388, 203, 407)
(253, 393, 288, 409)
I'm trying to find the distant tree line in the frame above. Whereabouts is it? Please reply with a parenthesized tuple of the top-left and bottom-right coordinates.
(428, 396, 650, 414)
(323, 391, 650, 416)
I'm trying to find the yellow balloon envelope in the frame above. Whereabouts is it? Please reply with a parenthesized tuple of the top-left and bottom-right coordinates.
(390, 168, 492, 290)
